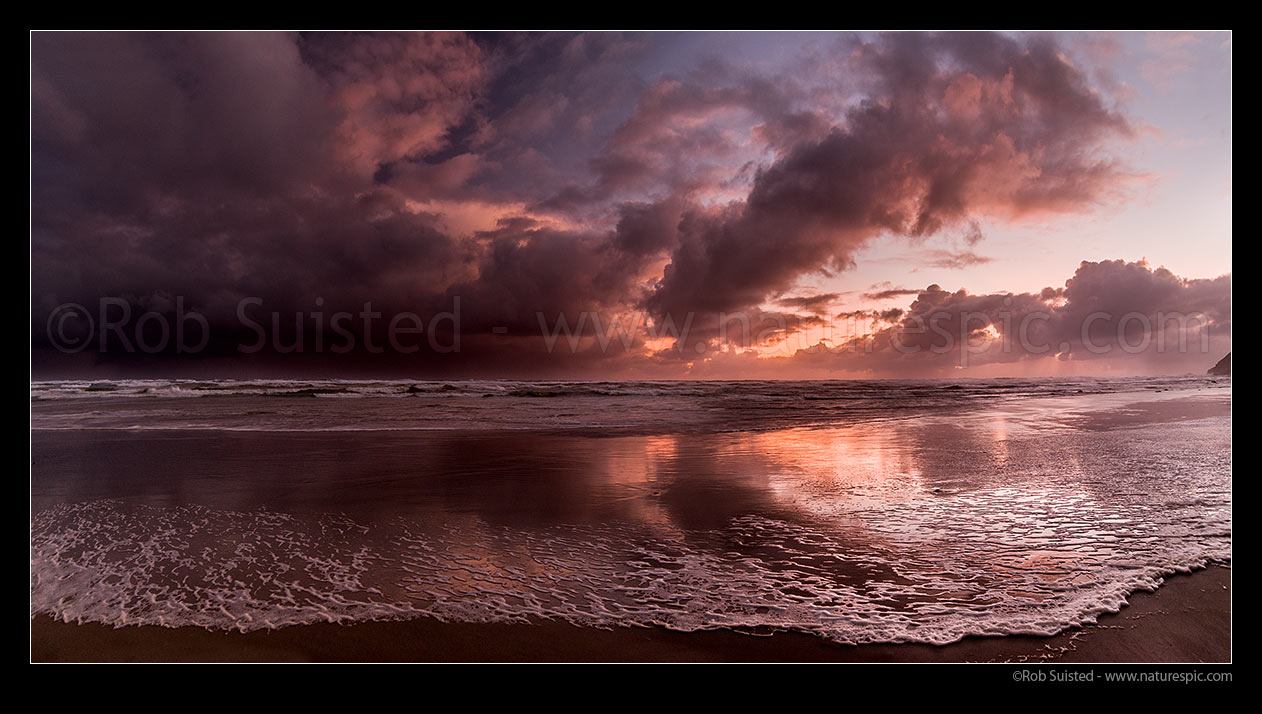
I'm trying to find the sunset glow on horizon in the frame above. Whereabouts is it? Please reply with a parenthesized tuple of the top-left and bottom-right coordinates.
(31, 31, 1231, 379)
(28, 31, 1236, 666)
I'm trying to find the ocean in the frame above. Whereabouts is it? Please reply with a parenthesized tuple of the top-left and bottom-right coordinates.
(30, 376, 1231, 645)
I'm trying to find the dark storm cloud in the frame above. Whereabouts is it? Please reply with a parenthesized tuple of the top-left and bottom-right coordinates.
(1052, 258, 1231, 358)
(440, 209, 664, 336)
(31, 32, 486, 373)
(461, 32, 663, 207)
(646, 32, 1132, 321)
(775, 293, 842, 314)
(30, 31, 1223, 377)
(31, 33, 339, 211)
(558, 71, 804, 206)
(796, 260, 1231, 375)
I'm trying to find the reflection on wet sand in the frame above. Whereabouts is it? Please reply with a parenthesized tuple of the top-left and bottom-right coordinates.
(30, 388, 1230, 644)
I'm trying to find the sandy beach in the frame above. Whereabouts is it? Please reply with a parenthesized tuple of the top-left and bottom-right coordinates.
(30, 29, 1234, 669)
(31, 381, 1231, 662)
(32, 563, 1229, 663)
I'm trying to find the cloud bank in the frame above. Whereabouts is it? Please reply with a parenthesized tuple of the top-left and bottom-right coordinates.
(30, 32, 1228, 377)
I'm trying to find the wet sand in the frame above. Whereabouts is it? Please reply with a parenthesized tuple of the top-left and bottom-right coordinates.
(31, 563, 1229, 663)
(31, 385, 1232, 662)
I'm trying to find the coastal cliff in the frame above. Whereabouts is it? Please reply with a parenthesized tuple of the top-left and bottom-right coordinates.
(1208, 353, 1231, 376)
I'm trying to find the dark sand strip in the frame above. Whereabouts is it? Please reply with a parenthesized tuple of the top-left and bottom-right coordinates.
(31, 564, 1229, 663)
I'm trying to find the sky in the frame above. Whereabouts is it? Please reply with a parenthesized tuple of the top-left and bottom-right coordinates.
(30, 31, 1232, 378)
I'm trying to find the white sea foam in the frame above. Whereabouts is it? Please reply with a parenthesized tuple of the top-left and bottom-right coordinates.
(31, 495, 1229, 644)
(29, 377, 1232, 644)
(30, 376, 1231, 435)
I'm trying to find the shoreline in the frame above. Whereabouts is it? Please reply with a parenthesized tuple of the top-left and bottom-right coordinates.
(31, 563, 1230, 663)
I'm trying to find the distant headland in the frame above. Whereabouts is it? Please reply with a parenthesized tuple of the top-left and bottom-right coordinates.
(1208, 353, 1231, 376)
